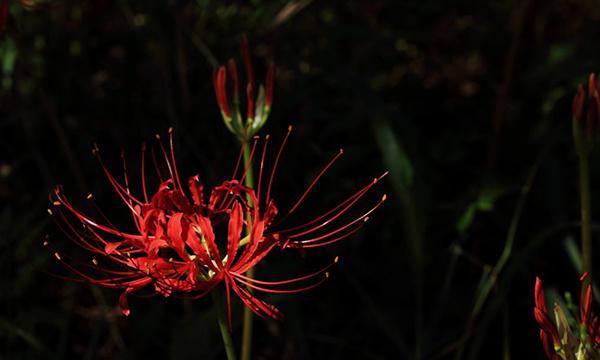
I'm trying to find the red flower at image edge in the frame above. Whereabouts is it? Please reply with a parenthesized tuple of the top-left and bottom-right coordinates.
(48, 128, 386, 321)
(534, 275, 600, 359)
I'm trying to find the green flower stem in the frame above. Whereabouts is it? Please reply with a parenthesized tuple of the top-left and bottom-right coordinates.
(212, 289, 237, 360)
(579, 153, 593, 286)
(240, 141, 255, 360)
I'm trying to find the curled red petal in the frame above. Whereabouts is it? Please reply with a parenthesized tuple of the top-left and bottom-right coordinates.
(534, 277, 547, 313)
(187, 175, 204, 206)
(226, 202, 243, 267)
(166, 213, 188, 260)
(216, 66, 231, 117)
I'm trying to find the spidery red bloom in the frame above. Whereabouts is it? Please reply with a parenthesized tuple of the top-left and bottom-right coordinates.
(534, 274, 600, 359)
(48, 127, 386, 321)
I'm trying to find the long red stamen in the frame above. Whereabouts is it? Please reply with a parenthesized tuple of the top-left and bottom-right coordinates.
(278, 172, 388, 235)
(232, 257, 337, 286)
(54, 189, 143, 240)
(155, 133, 176, 188)
(150, 147, 164, 182)
(141, 143, 149, 203)
(93, 147, 143, 211)
(224, 276, 233, 328)
(266, 126, 292, 206)
(217, 139, 258, 210)
(257, 135, 270, 204)
(239, 136, 259, 185)
(230, 138, 249, 182)
(292, 222, 365, 249)
(284, 148, 344, 218)
(235, 274, 328, 294)
(288, 194, 386, 241)
(168, 128, 184, 191)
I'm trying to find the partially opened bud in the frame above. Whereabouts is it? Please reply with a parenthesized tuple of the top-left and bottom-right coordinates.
(213, 35, 276, 140)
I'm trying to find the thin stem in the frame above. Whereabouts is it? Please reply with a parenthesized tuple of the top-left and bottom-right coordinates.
(240, 142, 255, 360)
(579, 153, 593, 286)
(212, 289, 237, 360)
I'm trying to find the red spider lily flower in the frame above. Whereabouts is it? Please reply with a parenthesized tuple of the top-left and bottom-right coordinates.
(48, 128, 386, 321)
(214, 35, 275, 139)
(534, 274, 600, 359)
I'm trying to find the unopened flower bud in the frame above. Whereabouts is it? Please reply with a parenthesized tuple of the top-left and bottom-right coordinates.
(213, 35, 276, 140)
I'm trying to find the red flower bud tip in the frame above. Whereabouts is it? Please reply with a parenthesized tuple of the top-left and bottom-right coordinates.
(240, 34, 255, 89)
(534, 277, 547, 313)
(227, 59, 239, 100)
(589, 73, 597, 98)
(246, 83, 255, 120)
(573, 84, 585, 121)
(581, 284, 593, 325)
(533, 277, 561, 355)
(215, 36, 277, 137)
(214, 66, 231, 118)
(266, 63, 275, 108)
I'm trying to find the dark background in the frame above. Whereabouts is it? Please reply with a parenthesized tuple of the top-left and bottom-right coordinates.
(2, 0, 599, 359)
